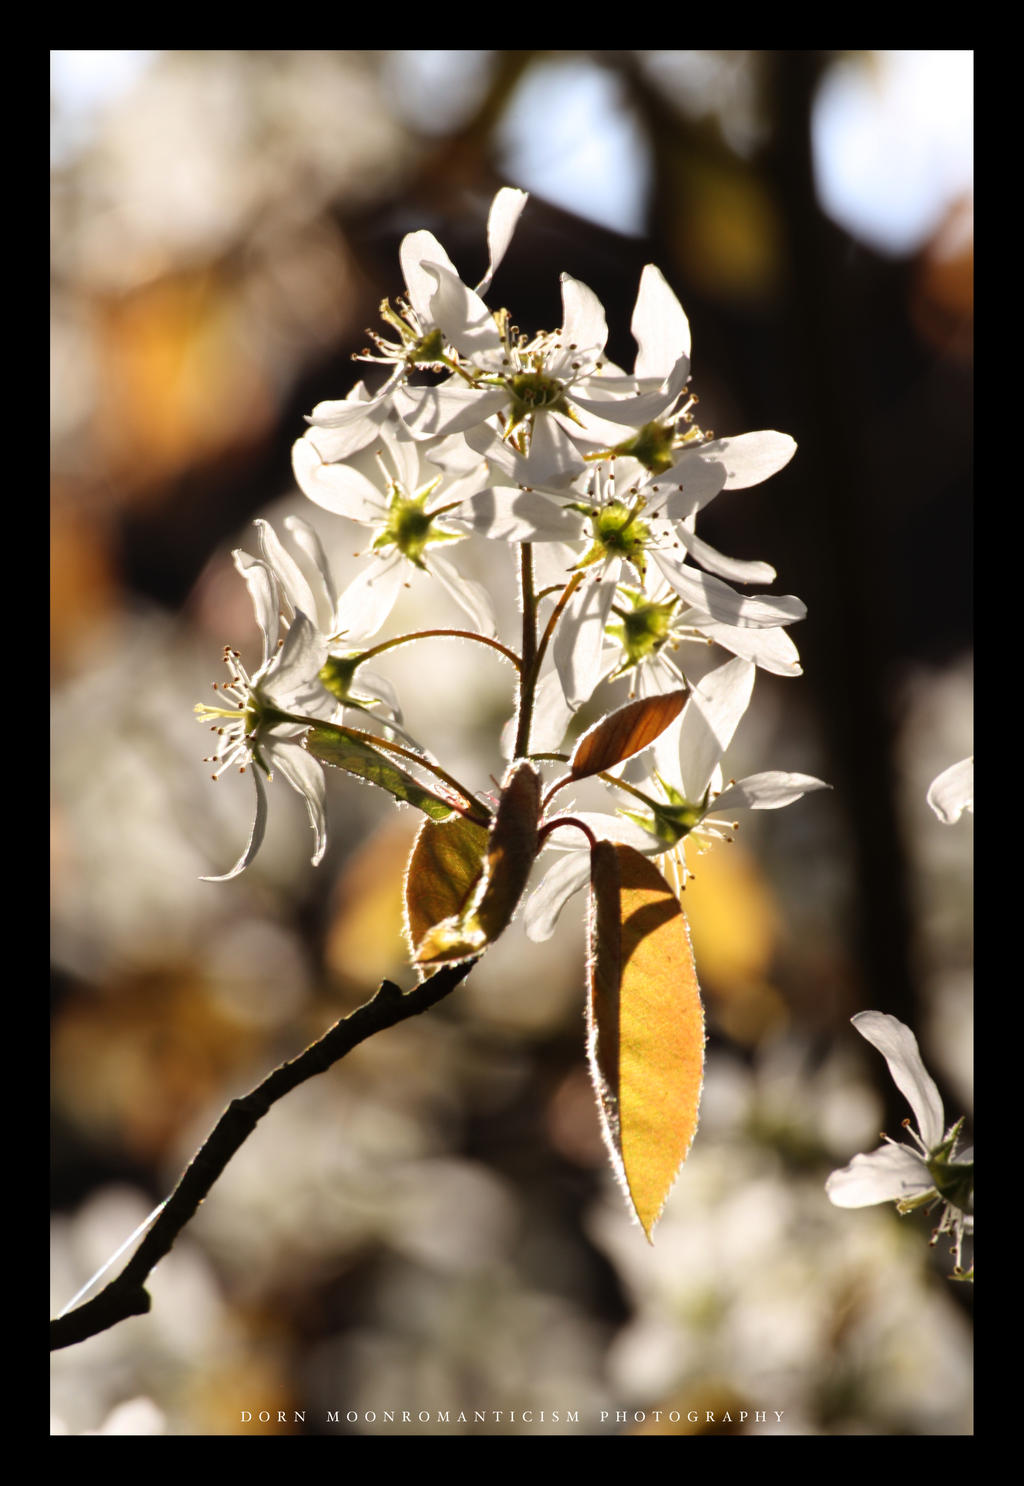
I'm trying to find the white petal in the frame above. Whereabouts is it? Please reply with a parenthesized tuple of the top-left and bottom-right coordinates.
(524, 852, 593, 941)
(572, 811, 665, 852)
(270, 740, 327, 866)
(349, 665, 404, 722)
(682, 431, 797, 491)
(519, 417, 589, 489)
(711, 772, 830, 812)
(304, 414, 385, 465)
(683, 616, 803, 677)
(464, 417, 582, 491)
(400, 229, 461, 327)
(232, 550, 279, 662)
(292, 436, 385, 522)
(201, 768, 268, 882)
(631, 264, 691, 378)
(395, 383, 507, 440)
(532, 539, 585, 592)
(426, 550, 498, 637)
(554, 568, 619, 708)
(308, 376, 394, 427)
(651, 551, 806, 628)
(255, 519, 319, 625)
(666, 521, 777, 585)
(390, 424, 428, 495)
(283, 515, 338, 628)
(556, 401, 648, 453)
(558, 274, 609, 364)
(526, 666, 578, 754)
(305, 390, 392, 463)
(570, 364, 688, 428)
(333, 553, 406, 642)
(423, 262, 503, 362)
(674, 657, 756, 801)
(648, 458, 728, 519)
(452, 488, 583, 542)
(825, 1144, 934, 1208)
(424, 431, 491, 476)
(477, 186, 529, 294)
(264, 612, 327, 702)
(926, 756, 974, 824)
(850, 1011, 946, 1151)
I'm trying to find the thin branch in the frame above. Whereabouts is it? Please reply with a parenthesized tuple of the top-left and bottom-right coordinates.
(534, 570, 583, 676)
(357, 628, 522, 673)
(50, 961, 477, 1352)
(513, 543, 537, 759)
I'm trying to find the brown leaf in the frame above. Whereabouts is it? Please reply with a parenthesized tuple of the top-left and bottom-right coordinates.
(569, 688, 688, 781)
(474, 761, 542, 942)
(413, 762, 542, 967)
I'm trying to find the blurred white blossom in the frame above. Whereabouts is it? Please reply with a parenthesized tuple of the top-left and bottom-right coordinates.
(926, 756, 973, 824)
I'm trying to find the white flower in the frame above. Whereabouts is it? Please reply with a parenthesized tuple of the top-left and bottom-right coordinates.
(370, 186, 529, 373)
(195, 613, 335, 880)
(235, 516, 410, 736)
(305, 187, 531, 439)
(393, 267, 613, 447)
(926, 756, 974, 824)
(604, 580, 804, 692)
(291, 418, 496, 640)
(826, 1011, 973, 1276)
(296, 187, 530, 488)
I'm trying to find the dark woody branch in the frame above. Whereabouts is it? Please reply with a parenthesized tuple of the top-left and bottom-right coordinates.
(50, 962, 477, 1352)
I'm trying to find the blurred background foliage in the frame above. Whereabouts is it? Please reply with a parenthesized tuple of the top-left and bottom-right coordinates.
(51, 50, 972, 1436)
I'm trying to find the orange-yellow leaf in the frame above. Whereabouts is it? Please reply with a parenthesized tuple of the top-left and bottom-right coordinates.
(587, 840, 622, 1111)
(588, 843, 704, 1240)
(570, 688, 688, 781)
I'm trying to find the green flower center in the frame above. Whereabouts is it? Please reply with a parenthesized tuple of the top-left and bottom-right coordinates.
(927, 1155, 974, 1213)
(377, 301, 447, 366)
(609, 591, 677, 670)
(506, 370, 569, 421)
(647, 798, 705, 846)
(408, 326, 445, 365)
(575, 500, 652, 579)
(612, 420, 678, 475)
(373, 479, 459, 568)
(617, 778, 707, 850)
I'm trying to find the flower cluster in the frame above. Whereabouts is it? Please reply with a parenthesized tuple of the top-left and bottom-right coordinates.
(190, 185, 846, 1238)
(196, 187, 823, 890)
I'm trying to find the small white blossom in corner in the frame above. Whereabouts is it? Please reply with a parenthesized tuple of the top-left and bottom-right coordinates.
(926, 756, 974, 824)
(826, 1011, 973, 1279)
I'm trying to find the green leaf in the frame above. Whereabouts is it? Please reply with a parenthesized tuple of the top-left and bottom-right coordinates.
(305, 725, 456, 821)
(569, 688, 688, 781)
(414, 761, 542, 967)
(587, 843, 705, 1241)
